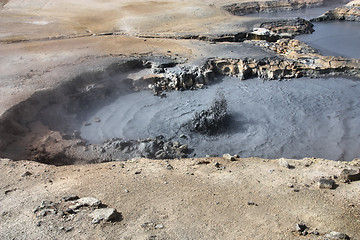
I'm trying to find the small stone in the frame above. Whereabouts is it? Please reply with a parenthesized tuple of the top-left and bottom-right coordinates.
(166, 164, 173, 170)
(135, 170, 142, 175)
(69, 197, 101, 210)
(247, 201, 257, 206)
(339, 168, 360, 182)
(325, 231, 350, 240)
(124, 189, 129, 193)
(4, 188, 16, 195)
(318, 178, 335, 189)
(36, 221, 42, 227)
(94, 117, 101, 122)
(89, 208, 119, 224)
(22, 171, 32, 177)
(179, 134, 187, 139)
(279, 158, 292, 169)
(301, 231, 308, 236)
(57, 211, 64, 217)
(39, 210, 47, 217)
(155, 224, 164, 229)
(311, 231, 319, 235)
(295, 223, 307, 232)
(65, 227, 73, 232)
(141, 222, 156, 231)
(214, 162, 221, 168)
(223, 153, 236, 161)
(62, 195, 79, 202)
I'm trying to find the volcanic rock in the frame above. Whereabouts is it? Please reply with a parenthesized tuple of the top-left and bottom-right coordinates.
(339, 168, 360, 182)
(69, 197, 101, 210)
(190, 93, 228, 135)
(260, 17, 314, 37)
(325, 231, 351, 240)
(312, 5, 360, 22)
(89, 208, 119, 224)
(318, 178, 335, 189)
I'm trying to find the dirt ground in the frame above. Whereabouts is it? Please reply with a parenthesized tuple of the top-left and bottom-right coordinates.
(0, 0, 360, 239)
(1, 157, 360, 240)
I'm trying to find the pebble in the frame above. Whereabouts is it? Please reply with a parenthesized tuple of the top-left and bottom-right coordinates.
(223, 153, 236, 161)
(166, 164, 173, 170)
(69, 197, 101, 210)
(339, 168, 360, 182)
(311, 231, 319, 235)
(21, 171, 32, 177)
(247, 201, 258, 206)
(295, 223, 307, 232)
(318, 179, 335, 189)
(155, 224, 164, 229)
(179, 134, 187, 139)
(279, 158, 292, 169)
(62, 195, 79, 202)
(325, 231, 350, 240)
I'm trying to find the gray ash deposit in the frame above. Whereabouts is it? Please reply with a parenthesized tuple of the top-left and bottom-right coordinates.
(80, 76, 360, 161)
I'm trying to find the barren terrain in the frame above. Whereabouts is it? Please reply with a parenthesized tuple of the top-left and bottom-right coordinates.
(1, 0, 360, 239)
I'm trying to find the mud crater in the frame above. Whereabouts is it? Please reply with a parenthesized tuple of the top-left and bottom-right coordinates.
(1, 56, 360, 165)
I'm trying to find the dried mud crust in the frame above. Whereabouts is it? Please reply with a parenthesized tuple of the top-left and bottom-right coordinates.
(1, 157, 360, 240)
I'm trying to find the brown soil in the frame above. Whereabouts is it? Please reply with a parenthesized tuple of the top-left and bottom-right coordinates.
(1, 157, 360, 240)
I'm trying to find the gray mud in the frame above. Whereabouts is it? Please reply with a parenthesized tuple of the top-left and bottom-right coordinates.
(296, 21, 360, 59)
(80, 76, 360, 161)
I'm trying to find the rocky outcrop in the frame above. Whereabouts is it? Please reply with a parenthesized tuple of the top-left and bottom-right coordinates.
(312, 5, 360, 21)
(210, 39, 360, 80)
(147, 65, 215, 95)
(260, 18, 314, 37)
(222, 0, 325, 16)
(209, 56, 301, 80)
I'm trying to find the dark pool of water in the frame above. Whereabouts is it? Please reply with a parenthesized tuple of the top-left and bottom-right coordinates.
(80, 77, 360, 161)
(296, 21, 360, 59)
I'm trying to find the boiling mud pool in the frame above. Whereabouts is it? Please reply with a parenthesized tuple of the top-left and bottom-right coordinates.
(81, 77, 360, 161)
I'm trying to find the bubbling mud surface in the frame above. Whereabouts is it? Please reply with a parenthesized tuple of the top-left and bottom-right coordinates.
(81, 76, 360, 161)
(296, 21, 360, 59)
